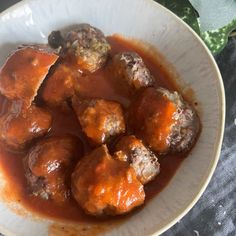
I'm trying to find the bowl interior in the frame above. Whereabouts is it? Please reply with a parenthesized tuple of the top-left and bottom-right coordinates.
(0, 0, 225, 235)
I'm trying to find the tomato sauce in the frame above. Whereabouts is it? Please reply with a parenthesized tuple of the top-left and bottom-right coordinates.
(0, 35, 187, 223)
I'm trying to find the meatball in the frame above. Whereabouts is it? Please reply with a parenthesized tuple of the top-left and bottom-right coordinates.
(112, 52, 153, 92)
(114, 135, 160, 184)
(41, 63, 80, 107)
(129, 87, 200, 154)
(48, 30, 65, 49)
(0, 101, 52, 149)
(72, 97, 125, 145)
(0, 46, 58, 108)
(25, 135, 83, 202)
(63, 24, 111, 73)
(71, 145, 145, 216)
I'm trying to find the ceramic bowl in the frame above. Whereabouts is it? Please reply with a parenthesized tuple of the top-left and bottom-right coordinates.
(0, 0, 225, 235)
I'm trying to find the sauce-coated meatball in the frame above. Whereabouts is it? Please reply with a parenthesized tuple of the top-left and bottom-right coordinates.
(72, 97, 125, 145)
(112, 52, 153, 92)
(25, 135, 83, 202)
(50, 24, 111, 73)
(114, 135, 160, 184)
(129, 87, 200, 154)
(41, 63, 80, 108)
(0, 101, 52, 149)
(0, 46, 58, 108)
(71, 145, 145, 216)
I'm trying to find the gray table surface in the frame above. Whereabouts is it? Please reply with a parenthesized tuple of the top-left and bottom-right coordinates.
(0, 1, 236, 235)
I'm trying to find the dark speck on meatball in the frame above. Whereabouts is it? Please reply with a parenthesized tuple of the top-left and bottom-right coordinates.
(48, 31, 65, 49)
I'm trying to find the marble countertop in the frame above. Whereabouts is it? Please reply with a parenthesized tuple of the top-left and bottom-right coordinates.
(0, 1, 235, 235)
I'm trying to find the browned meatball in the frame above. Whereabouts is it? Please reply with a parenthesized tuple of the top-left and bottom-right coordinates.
(49, 24, 111, 73)
(114, 135, 160, 184)
(0, 46, 58, 108)
(112, 52, 153, 93)
(72, 97, 125, 145)
(129, 87, 200, 154)
(41, 63, 80, 108)
(0, 101, 52, 149)
(25, 135, 83, 202)
(71, 145, 145, 216)
(48, 30, 64, 49)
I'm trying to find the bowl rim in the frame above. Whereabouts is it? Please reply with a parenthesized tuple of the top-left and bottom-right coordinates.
(0, 0, 225, 235)
(144, 1, 225, 235)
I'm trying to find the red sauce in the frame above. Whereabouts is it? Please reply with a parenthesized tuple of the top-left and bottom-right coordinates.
(0, 35, 186, 223)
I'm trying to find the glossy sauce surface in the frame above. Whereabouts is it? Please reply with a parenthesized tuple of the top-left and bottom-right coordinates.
(0, 47, 58, 108)
(0, 36, 187, 223)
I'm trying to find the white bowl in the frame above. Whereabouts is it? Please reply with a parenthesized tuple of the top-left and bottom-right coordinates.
(0, 0, 225, 235)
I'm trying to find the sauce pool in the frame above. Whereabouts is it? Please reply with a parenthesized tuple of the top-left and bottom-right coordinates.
(0, 35, 186, 223)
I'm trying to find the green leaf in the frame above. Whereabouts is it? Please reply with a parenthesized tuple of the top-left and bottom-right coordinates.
(201, 19, 236, 54)
(156, 0, 236, 54)
(189, 0, 236, 32)
(155, 0, 200, 35)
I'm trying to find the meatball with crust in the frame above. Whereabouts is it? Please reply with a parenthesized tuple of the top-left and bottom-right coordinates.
(129, 87, 200, 154)
(0, 46, 58, 109)
(48, 30, 65, 49)
(59, 24, 111, 73)
(72, 96, 125, 145)
(0, 101, 52, 149)
(71, 145, 145, 216)
(112, 52, 153, 93)
(41, 63, 81, 108)
(25, 135, 83, 202)
(114, 135, 160, 184)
